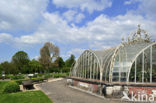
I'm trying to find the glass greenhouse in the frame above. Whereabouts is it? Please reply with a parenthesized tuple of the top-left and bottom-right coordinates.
(70, 25, 156, 84)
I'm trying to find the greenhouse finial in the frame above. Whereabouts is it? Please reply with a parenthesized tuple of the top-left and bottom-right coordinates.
(137, 24, 141, 35)
(126, 24, 151, 44)
(122, 37, 124, 42)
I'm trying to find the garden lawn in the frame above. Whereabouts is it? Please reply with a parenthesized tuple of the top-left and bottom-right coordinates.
(0, 90, 52, 103)
(0, 81, 9, 94)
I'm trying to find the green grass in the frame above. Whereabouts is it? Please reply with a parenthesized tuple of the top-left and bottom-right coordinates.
(0, 81, 52, 103)
(0, 81, 9, 94)
(0, 90, 52, 103)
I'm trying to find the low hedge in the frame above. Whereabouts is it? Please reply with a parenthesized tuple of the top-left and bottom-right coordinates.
(0, 74, 25, 80)
(43, 73, 68, 78)
(52, 73, 67, 78)
(10, 75, 25, 80)
(0, 75, 10, 79)
(3, 81, 20, 93)
(15, 79, 30, 85)
(44, 73, 52, 79)
(15, 77, 45, 85)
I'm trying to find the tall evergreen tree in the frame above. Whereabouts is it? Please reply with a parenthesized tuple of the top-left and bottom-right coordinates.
(54, 57, 65, 68)
(65, 54, 75, 67)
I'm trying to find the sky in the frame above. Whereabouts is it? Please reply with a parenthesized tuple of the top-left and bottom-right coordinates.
(0, 0, 156, 62)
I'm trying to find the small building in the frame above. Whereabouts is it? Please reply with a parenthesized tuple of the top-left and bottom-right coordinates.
(68, 25, 156, 101)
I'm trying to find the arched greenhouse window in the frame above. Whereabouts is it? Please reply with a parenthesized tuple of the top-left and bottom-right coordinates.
(71, 50, 101, 80)
(129, 44, 156, 83)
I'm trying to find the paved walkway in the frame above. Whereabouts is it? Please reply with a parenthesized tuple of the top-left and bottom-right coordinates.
(38, 79, 120, 103)
(0, 79, 10, 81)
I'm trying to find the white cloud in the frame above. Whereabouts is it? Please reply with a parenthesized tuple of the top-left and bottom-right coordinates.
(80, 0, 112, 13)
(62, 48, 85, 59)
(63, 10, 77, 22)
(1, 12, 156, 50)
(32, 55, 40, 60)
(0, 33, 13, 43)
(138, 0, 156, 19)
(52, 0, 112, 13)
(124, 0, 156, 19)
(1, 0, 156, 58)
(124, 0, 136, 5)
(0, 0, 49, 32)
(1, 0, 156, 61)
(75, 13, 85, 23)
(63, 10, 85, 23)
(67, 48, 85, 56)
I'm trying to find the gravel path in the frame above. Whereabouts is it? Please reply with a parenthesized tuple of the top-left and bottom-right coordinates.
(38, 79, 121, 103)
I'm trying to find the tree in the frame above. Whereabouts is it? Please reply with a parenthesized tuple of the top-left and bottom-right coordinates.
(44, 42, 59, 61)
(10, 63, 18, 75)
(39, 42, 59, 71)
(39, 46, 50, 71)
(28, 59, 43, 73)
(65, 54, 75, 67)
(11, 51, 29, 73)
(0, 63, 3, 74)
(51, 57, 65, 72)
(1, 61, 11, 74)
(63, 54, 75, 72)
(54, 57, 65, 68)
(1, 61, 18, 74)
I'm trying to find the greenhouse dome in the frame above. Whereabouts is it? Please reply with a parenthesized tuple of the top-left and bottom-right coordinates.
(70, 25, 156, 84)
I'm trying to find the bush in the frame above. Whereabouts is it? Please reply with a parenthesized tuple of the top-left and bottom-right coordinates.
(37, 73, 44, 77)
(44, 74, 52, 79)
(0, 75, 10, 79)
(7, 74, 14, 79)
(52, 73, 67, 78)
(15, 79, 29, 85)
(3, 81, 20, 93)
(10, 75, 25, 80)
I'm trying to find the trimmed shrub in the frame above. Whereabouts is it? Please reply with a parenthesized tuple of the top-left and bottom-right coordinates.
(3, 81, 20, 93)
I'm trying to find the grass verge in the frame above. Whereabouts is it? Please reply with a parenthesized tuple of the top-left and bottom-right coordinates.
(0, 90, 52, 103)
(0, 81, 9, 94)
(0, 81, 52, 103)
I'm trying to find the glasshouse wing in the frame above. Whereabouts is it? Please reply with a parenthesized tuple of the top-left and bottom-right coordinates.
(70, 25, 156, 84)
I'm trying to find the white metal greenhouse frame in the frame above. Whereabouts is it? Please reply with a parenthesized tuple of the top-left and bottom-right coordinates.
(70, 25, 156, 84)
